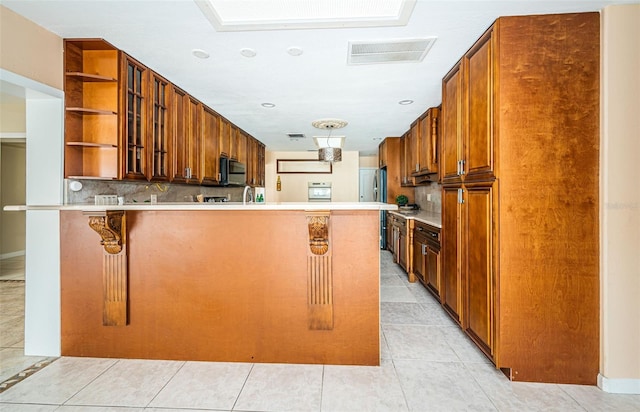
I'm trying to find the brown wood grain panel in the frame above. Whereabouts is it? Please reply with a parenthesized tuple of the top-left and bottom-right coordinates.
(441, 62, 463, 183)
(464, 30, 494, 181)
(60, 210, 380, 366)
(441, 186, 462, 323)
(495, 13, 600, 384)
(464, 184, 494, 358)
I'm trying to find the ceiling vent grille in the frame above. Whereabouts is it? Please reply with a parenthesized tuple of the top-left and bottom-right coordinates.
(348, 38, 436, 65)
(287, 133, 306, 139)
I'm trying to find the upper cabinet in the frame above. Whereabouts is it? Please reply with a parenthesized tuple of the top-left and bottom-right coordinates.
(149, 72, 171, 181)
(396, 106, 441, 186)
(63, 38, 266, 186)
(441, 61, 463, 183)
(441, 29, 495, 185)
(417, 107, 440, 180)
(122, 54, 148, 180)
(63, 39, 120, 180)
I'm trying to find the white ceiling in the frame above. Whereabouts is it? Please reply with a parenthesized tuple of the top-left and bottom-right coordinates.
(2, 0, 634, 154)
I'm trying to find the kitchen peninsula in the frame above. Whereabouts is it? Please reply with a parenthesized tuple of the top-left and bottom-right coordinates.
(35, 202, 396, 366)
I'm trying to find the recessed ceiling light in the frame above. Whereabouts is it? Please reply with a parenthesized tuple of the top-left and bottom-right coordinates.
(261, 102, 276, 108)
(398, 99, 414, 105)
(240, 48, 257, 58)
(192, 49, 210, 59)
(287, 46, 304, 56)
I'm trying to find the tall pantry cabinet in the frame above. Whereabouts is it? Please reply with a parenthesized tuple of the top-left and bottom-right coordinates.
(440, 12, 600, 384)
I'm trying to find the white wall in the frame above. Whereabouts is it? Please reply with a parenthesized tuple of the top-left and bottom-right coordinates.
(599, 3, 640, 394)
(265, 150, 360, 202)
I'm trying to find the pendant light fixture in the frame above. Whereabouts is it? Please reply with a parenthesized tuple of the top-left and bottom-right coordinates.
(312, 119, 347, 163)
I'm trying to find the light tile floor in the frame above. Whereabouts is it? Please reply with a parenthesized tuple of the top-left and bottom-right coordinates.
(0, 251, 639, 411)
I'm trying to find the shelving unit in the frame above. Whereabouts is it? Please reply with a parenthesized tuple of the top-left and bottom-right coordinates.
(64, 39, 120, 179)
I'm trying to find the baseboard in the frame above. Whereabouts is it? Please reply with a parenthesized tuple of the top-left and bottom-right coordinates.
(0, 250, 25, 260)
(598, 373, 640, 394)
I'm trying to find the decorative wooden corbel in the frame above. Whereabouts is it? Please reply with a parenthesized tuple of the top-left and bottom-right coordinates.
(306, 211, 333, 330)
(86, 210, 128, 326)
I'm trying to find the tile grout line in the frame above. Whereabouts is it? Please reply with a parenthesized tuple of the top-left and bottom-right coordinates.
(230, 362, 254, 411)
(144, 359, 187, 408)
(60, 357, 121, 406)
(0, 357, 58, 394)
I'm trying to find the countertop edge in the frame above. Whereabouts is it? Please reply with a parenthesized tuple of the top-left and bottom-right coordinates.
(388, 210, 442, 228)
(4, 202, 399, 212)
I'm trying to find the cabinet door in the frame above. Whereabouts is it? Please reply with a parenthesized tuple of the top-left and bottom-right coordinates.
(257, 143, 265, 186)
(171, 86, 188, 183)
(246, 137, 256, 186)
(123, 55, 148, 180)
(185, 96, 201, 183)
(464, 183, 495, 358)
(464, 29, 495, 181)
(419, 107, 440, 176)
(218, 117, 231, 158)
(412, 234, 426, 284)
(409, 120, 419, 175)
(201, 106, 220, 184)
(426, 245, 441, 299)
(442, 186, 462, 323)
(378, 140, 387, 168)
(236, 130, 247, 165)
(398, 227, 407, 271)
(441, 62, 463, 183)
(149, 73, 170, 181)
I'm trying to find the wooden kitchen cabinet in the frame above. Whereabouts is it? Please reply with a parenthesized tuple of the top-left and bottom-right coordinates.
(413, 221, 441, 299)
(417, 107, 440, 180)
(171, 89, 201, 184)
(441, 61, 463, 184)
(378, 139, 388, 168)
(378, 138, 413, 204)
(388, 213, 414, 281)
(149, 72, 171, 181)
(63, 39, 120, 179)
(122, 54, 148, 180)
(201, 106, 220, 185)
(400, 131, 414, 187)
(441, 186, 462, 324)
(463, 183, 496, 358)
(439, 13, 600, 384)
(64, 38, 266, 187)
(218, 117, 231, 159)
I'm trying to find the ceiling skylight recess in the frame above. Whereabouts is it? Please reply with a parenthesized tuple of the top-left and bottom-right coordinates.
(194, 0, 416, 31)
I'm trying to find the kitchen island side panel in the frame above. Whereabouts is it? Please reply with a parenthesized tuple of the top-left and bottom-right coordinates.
(60, 209, 380, 365)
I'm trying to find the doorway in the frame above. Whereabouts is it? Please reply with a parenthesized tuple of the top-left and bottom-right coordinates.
(359, 168, 378, 202)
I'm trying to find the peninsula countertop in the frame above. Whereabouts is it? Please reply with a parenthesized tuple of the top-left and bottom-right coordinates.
(4, 201, 398, 212)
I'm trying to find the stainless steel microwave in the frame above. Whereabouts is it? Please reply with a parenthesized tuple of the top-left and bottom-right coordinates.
(220, 157, 246, 186)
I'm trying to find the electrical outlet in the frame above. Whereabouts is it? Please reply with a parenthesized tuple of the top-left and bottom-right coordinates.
(427, 194, 432, 201)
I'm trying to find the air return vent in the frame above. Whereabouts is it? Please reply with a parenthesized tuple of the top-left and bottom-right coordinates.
(287, 133, 306, 139)
(348, 38, 436, 65)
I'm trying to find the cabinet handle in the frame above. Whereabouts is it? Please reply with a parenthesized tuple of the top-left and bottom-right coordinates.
(456, 160, 461, 175)
(422, 244, 427, 255)
(458, 188, 464, 204)
(460, 159, 465, 175)
(417, 227, 424, 232)
(430, 232, 438, 238)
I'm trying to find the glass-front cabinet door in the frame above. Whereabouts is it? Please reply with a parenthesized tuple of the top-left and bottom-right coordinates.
(150, 72, 170, 181)
(123, 54, 148, 180)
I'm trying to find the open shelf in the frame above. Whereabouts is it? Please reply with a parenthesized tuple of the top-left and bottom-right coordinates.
(66, 142, 117, 148)
(66, 107, 117, 115)
(65, 72, 117, 82)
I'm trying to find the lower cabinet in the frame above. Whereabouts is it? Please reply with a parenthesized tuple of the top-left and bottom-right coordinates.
(413, 221, 441, 300)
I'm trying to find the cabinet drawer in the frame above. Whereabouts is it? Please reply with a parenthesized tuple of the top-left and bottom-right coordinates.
(414, 221, 440, 247)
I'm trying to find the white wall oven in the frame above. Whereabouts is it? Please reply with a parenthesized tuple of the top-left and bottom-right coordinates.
(308, 182, 331, 202)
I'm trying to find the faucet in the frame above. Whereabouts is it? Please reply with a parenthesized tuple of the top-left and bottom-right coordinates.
(243, 186, 253, 205)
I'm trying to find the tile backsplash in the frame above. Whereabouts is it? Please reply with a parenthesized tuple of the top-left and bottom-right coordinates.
(64, 179, 246, 204)
(414, 182, 442, 213)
